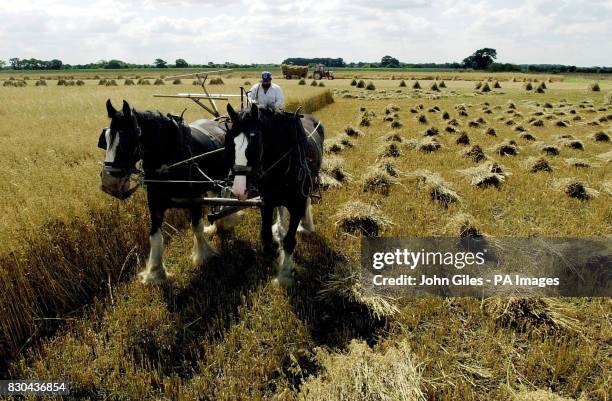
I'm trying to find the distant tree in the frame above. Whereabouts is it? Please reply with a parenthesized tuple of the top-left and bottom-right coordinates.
(49, 59, 63, 70)
(487, 62, 520, 72)
(0, 60, 6, 68)
(106, 59, 127, 69)
(154, 58, 168, 68)
(175, 58, 188, 68)
(463, 48, 497, 70)
(380, 55, 400, 68)
(9, 58, 21, 69)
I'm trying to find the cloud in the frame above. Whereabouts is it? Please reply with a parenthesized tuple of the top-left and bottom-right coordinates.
(0, 0, 610, 65)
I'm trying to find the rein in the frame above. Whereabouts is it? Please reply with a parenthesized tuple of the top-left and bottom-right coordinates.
(259, 120, 321, 178)
(111, 116, 229, 191)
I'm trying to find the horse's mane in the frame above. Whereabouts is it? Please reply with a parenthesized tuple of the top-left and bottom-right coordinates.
(133, 109, 178, 130)
(133, 109, 192, 166)
(256, 108, 307, 144)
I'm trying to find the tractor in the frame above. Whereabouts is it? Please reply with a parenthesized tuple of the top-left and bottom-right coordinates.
(312, 63, 334, 80)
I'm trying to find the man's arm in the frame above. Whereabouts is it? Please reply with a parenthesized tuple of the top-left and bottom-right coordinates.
(248, 83, 259, 104)
(274, 86, 285, 109)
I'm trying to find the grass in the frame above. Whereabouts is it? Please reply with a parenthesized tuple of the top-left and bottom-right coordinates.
(0, 81, 333, 374)
(1, 71, 611, 400)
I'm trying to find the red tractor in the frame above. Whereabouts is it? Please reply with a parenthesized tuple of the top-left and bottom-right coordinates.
(312, 63, 334, 80)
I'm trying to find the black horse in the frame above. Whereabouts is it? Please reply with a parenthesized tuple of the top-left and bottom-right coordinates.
(98, 99, 235, 284)
(225, 103, 324, 286)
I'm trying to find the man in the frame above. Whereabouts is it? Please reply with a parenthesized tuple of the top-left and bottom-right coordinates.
(248, 71, 284, 110)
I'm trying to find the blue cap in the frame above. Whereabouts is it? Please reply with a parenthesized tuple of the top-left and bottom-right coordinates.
(261, 71, 272, 81)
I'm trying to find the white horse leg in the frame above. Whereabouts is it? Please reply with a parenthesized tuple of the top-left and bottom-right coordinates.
(272, 206, 288, 243)
(139, 230, 168, 284)
(192, 218, 215, 267)
(274, 249, 296, 287)
(298, 197, 315, 234)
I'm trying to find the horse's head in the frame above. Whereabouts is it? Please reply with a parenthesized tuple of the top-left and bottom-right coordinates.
(225, 103, 262, 200)
(97, 99, 142, 200)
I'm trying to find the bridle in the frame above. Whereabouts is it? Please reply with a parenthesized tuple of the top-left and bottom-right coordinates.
(230, 109, 316, 196)
(228, 115, 264, 180)
(98, 120, 144, 177)
(98, 118, 144, 199)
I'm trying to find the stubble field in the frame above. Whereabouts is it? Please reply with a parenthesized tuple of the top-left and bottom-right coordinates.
(0, 69, 610, 400)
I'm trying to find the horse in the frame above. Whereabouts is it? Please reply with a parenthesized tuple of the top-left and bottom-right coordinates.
(224, 103, 325, 286)
(98, 99, 237, 284)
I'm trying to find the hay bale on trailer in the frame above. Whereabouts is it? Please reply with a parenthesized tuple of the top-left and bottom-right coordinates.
(281, 64, 308, 79)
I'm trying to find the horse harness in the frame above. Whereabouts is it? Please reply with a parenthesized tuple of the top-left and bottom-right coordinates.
(101, 110, 321, 200)
(228, 111, 321, 198)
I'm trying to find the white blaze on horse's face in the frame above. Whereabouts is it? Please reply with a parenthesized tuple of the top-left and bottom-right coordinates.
(231, 133, 249, 200)
(104, 128, 120, 163)
(100, 128, 129, 195)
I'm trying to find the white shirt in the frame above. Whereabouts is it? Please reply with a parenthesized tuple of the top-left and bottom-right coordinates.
(248, 82, 284, 110)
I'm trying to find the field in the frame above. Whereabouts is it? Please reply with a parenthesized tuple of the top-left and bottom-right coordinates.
(0, 70, 611, 400)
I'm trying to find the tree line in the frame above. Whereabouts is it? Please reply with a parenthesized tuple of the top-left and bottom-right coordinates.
(2, 49, 611, 73)
(0, 58, 278, 70)
(283, 50, 611, 73)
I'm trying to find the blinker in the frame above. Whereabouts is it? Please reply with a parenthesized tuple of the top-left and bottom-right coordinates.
(98, 128, 108, 150)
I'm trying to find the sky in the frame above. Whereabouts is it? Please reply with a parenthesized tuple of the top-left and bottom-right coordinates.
(0, 0, 611, 66)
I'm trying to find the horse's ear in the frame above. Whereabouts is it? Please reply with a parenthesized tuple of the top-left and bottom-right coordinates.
(106, 99, 117, 118)
(122, 100, 131, 117)
(250, 103, 258, 117)
(227, 104, 238, 121)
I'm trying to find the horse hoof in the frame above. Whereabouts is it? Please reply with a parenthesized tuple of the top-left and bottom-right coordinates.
(192, 238, 216, 267)
(274, 250, 296, 287)
(272, 223, 287, 242)
(192, 251, 215, 267)
(138, 268, 169, 285)
(273, 273, 295, 288)
(202, 224, 217, 235)
(297, 223, 315, 235)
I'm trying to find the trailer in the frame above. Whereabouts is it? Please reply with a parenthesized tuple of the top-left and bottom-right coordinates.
(281, 64, 308, 79)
